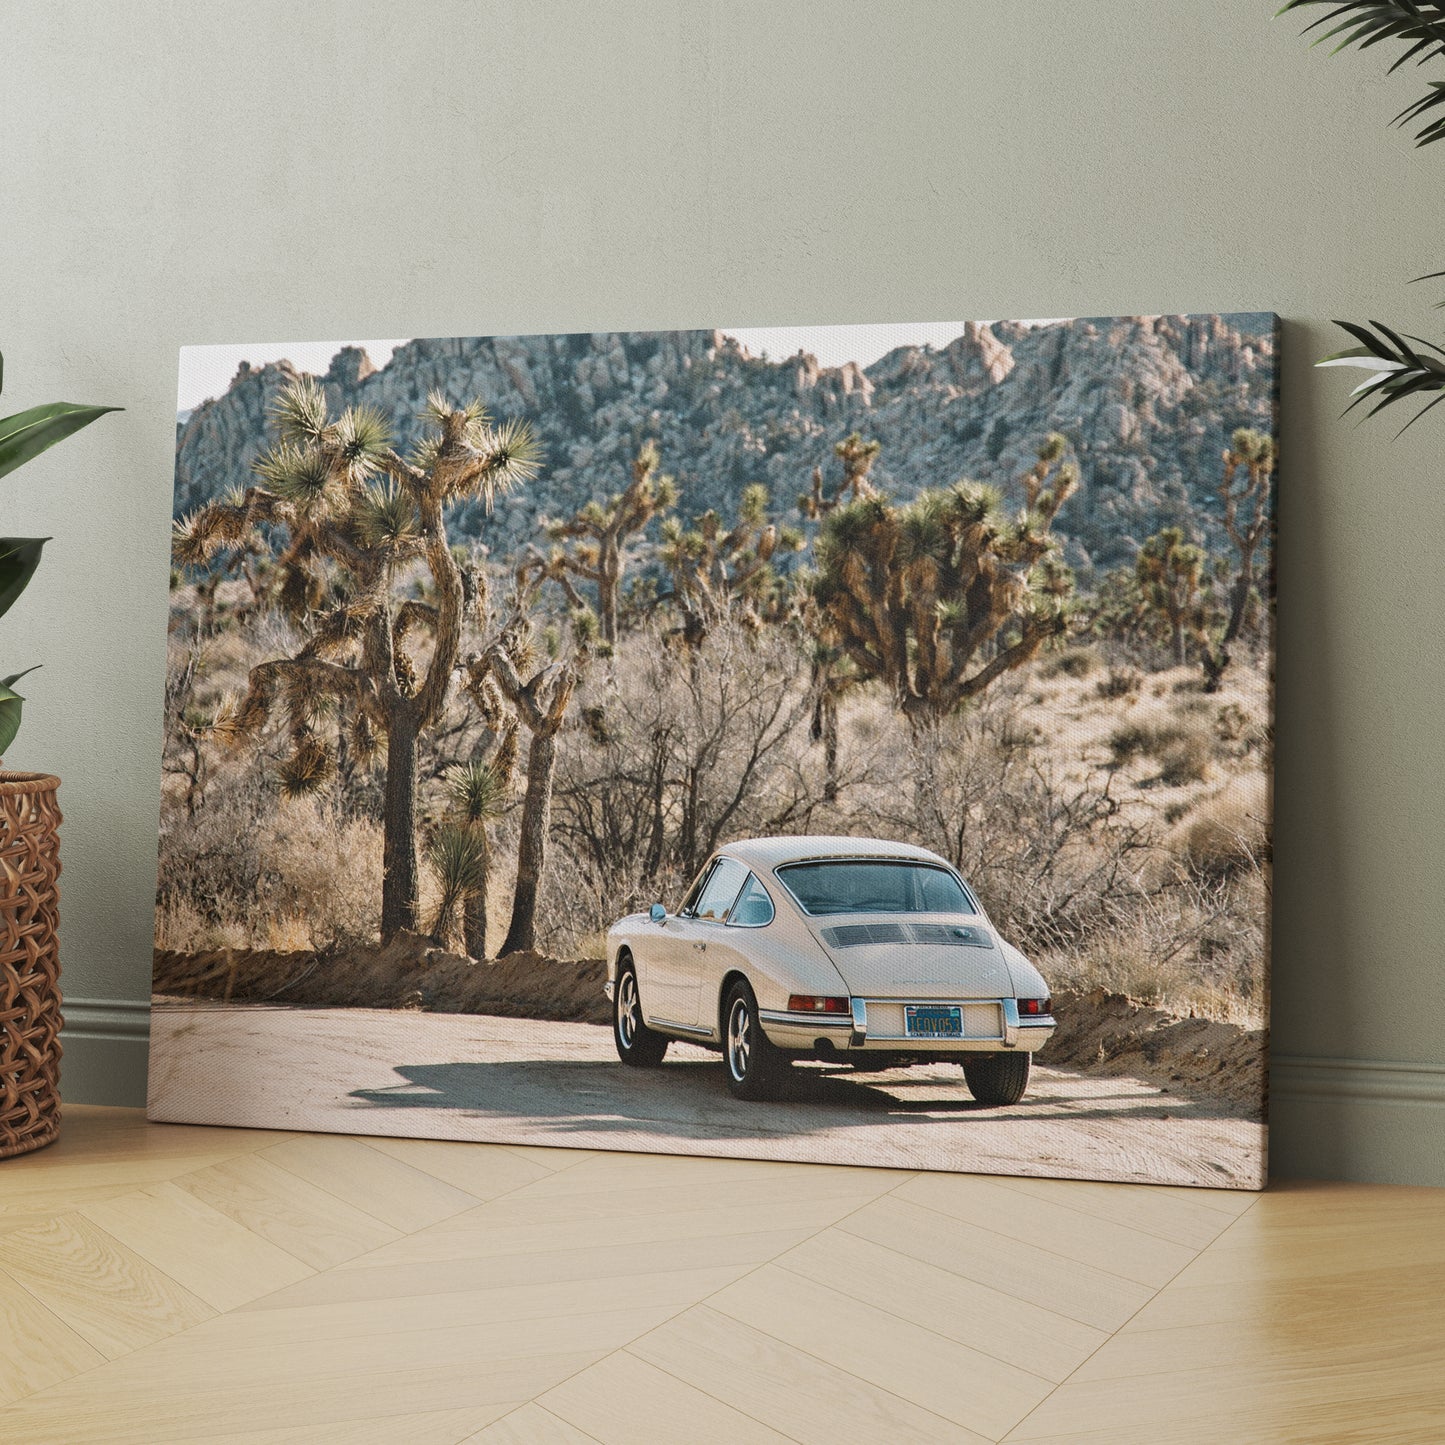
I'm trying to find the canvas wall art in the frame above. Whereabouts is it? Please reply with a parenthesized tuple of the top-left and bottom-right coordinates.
(151, 314, 1276, 1189)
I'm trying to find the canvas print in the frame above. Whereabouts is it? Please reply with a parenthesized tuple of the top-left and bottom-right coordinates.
(152, 314, 1276, 1188)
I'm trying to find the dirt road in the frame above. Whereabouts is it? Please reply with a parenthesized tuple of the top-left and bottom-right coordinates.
(147, 1003, 1266, 1189)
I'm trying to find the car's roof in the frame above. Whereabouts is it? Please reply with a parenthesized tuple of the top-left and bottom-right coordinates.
(718, 835, 952, 871)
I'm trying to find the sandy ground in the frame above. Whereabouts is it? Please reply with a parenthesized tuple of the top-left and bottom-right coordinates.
(147, 1003, 1267, 1190)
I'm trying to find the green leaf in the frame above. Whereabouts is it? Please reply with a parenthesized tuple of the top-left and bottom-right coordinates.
(0, 401, 122, 483)
(0, 668, 39, 756)
(0, 538, 47, 622)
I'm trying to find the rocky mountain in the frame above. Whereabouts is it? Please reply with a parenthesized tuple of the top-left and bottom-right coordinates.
(174, 313, 1277, 578)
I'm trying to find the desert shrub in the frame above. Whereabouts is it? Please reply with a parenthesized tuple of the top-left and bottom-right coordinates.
(1174, 774, 1270, 878)
(156, 765, 384, 950)
(1157, 731, 1214, 785)
(1096, 666, 1142, 701)
(1045, 645, 1101, 679)
(544, 620, 813, 951)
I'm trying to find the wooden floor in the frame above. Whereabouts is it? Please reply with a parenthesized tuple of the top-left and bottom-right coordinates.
(0, 1110, 1441, 1443)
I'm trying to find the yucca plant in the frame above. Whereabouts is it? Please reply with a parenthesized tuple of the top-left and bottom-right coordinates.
(806, 440, 1075, 729)
(0, 351, 120, 755)
(1282, 2, 1445, 425)
(174, 379, 540, 939)
(541, 441, 678, 644)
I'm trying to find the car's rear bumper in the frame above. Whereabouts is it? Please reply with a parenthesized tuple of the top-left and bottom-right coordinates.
(759, 998, 1055, 1053)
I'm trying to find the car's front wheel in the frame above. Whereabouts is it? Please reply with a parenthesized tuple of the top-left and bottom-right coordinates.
(723, 980, 786, 1101)
(613, 957, 668, 1067)
(962, 1051, 1031, 1106)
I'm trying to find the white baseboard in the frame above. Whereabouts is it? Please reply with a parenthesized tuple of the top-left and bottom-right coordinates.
(52, 998, 1445, 1184)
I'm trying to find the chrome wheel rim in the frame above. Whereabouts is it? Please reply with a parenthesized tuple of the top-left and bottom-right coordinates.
(727, 997, 751, 1081)
(618, 971, 639, 1049)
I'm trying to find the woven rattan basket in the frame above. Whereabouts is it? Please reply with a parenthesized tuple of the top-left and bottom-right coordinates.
(0, 772, 62, 1159)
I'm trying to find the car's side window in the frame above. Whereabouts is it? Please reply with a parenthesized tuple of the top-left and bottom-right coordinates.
(691, 857, 749, 923)
(727, 874, 775, 929)
(678, 860, 717, 918)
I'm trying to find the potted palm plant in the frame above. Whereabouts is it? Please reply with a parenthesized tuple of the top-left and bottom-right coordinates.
(0, 350, 118, 1157)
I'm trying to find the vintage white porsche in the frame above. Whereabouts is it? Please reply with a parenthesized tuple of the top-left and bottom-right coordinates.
(604, 836, 1056, 1103)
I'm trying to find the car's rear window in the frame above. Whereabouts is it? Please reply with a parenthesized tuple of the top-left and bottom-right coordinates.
(776, 859, 977, 916)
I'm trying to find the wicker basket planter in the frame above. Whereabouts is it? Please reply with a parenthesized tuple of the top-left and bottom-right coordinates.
(0, 772, 62, 1159)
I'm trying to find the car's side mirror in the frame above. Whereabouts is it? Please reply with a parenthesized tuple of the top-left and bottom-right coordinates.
(649, 903, 667, 924)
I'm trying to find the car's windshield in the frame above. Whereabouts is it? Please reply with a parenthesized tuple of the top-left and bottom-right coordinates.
(776, 859, 976, 916)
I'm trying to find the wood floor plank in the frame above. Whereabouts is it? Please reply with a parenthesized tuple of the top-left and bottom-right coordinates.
(630, 1306, 988, 1444)
(420, 1168, 896, 1231)
(773, 1227, 1108, 1384)
(540, 1350, 794, 1444)
(498, 1145, 595, 1173)
(47, 1308, 678, 1402)
(709, 1263, 1052, 1439)
(246, 1228, 812, 1312)
(0, 1212, 215, 1358)
(1126, 1259, 1445, 1333)
(202, 1404, 516, 1444)
(172, 1152, 402, 1271)
(839, 1193, 1153, 1332)
(895, 1172, 1198, 1287)
(513, 1150, 901, 1199)
(343, 1193, 881, 1269)
(183, 1266, 747, 1350)
(362, 1137, 555, 1200)
(0, 1266, 106, 1405)
(1004, 1348, 1445, 1439)
(0, 1352, 595, 1443)
(79, 1182, 314, 1311)
(258, 1135, 483, 1231)
(992, 1174, 1246, 1250)
(467, 1402, 601, 1443)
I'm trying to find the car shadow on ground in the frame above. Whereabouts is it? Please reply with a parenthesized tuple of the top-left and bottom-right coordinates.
(344, 1055, 1242, 1141)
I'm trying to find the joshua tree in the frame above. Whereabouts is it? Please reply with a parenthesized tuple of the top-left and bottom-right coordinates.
(428, 720, 516, 956)
(658, 483, 803, 647)
(541, 441, 677, 643)
(1219, 427, 1275, 647)
(1135, 527, 1211, 668)
(808, 463, 1076, 729)
(1019, 433, 1077, 514)
(172, 380, 540, 940)
(465, 578, 578, 956)
(798, 431, 882, 520)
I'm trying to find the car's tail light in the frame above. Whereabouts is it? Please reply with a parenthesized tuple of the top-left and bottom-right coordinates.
(1017, 998, 1052, 1016)
(788, 994, 850, 1014)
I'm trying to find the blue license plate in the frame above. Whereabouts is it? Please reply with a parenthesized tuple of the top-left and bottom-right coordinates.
(905, 1005, 963, 1038)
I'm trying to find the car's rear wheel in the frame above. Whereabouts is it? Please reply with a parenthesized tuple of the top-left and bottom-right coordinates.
(962, 1051, 1031, 1106)
(723, 980, 786, 1101)
(614, 957, 668, 1067)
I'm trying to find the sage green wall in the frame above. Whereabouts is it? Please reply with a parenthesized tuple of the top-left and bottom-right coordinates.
(6, 0, 1442, 1183)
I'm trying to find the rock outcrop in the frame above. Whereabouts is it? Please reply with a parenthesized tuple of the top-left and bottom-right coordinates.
(174, 313, 1276, 576)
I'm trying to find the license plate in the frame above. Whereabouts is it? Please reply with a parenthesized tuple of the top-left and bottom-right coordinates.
(905, 1005, 963, 1038)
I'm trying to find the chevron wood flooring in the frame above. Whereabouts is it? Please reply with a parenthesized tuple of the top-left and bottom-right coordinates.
(0, 1107, 1439, 1442)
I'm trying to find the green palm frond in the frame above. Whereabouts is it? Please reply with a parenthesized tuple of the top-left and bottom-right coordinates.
(1317, 318, 1445, 430)
(254, 442, 332, 506)
(354, 478, 421, 549)
(272, 378, 329, 445)
(1280, 1, 1445, 143)
(445, 758, 509, 823)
